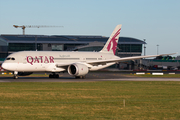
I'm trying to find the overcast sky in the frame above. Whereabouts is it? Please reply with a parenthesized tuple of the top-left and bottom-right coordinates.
(0, 0, 180, 56)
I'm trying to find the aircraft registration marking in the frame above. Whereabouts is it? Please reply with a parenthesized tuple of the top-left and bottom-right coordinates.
(59, 55, 70, 57)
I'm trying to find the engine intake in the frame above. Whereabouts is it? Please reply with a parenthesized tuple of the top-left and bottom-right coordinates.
(68, 63, 89, 76)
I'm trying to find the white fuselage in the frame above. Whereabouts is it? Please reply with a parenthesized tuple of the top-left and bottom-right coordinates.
(2, 51, 119, 72)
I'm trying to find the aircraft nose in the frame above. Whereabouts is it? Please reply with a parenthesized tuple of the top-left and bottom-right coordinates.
(2, 63, 8, 70)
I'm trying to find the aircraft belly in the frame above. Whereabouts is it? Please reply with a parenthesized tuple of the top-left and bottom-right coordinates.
(16, 63, 65, 72)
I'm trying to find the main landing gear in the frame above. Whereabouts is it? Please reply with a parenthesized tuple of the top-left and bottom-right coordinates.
(49, 73, 59, 78)
(75, 76, 85, 79)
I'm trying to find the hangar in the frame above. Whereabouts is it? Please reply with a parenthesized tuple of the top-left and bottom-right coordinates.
(0, 34, 146, 63)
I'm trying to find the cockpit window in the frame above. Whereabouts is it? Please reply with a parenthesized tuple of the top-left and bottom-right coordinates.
(6, 57, 15, 60)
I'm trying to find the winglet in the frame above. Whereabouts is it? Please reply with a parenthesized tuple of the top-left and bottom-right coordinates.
(100, 24, 122, 55)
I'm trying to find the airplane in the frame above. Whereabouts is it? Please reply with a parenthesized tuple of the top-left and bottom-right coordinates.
(2, 24, 175, 79)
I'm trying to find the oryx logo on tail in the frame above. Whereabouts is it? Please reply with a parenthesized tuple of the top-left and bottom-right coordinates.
(107, 28, 121, 55)
(100, 24, 122, 55)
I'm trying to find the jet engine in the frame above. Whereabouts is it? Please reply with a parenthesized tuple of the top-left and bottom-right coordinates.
(68, 63, 89, 77)
(18, 72, 33, 76)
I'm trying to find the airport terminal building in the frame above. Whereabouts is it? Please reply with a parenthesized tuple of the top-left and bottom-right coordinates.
(0, 35, 146, 60)
(0, 34, 145, 60)
(0, 34, 146, 69)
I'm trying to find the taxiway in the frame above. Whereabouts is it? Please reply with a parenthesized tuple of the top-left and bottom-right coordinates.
(0, 72, 180, 82)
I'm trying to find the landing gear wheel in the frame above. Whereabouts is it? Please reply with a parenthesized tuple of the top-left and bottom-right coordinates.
(49, 73, 59, 78)
(75, 76, 80, 79)
(13, 75, 18, 79)
(55, 74, 59, 78)
(75, 76, 85, 79)
(49, 74, 52, 78)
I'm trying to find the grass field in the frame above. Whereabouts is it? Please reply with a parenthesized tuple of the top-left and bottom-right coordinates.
(1, 72, 180, 78)
(0, 81, 180, 119)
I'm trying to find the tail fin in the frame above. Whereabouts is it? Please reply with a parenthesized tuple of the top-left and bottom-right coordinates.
(100, 24, 122, 55)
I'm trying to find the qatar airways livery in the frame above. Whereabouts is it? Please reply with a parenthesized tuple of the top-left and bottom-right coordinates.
(2, 25, 175, 79)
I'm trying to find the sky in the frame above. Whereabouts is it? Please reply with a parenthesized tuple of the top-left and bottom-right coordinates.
(0, 0, 180, 56)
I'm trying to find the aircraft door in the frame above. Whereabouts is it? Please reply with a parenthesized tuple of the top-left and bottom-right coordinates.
(23, 56, 27, 64)
(14, 55, 22, 71)
(40, 54, 47, 71)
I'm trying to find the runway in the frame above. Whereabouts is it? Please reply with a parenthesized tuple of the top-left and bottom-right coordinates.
(1, 78, 180, 82)
(0, 72, 180, 82)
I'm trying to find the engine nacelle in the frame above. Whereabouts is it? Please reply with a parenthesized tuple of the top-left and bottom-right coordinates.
(68, 63, 89, 76)
(18, 72, 33, 76)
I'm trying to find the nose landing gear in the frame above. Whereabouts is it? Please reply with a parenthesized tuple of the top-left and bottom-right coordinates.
(13, 71, 18, 79)
(13, 75, 18, 79)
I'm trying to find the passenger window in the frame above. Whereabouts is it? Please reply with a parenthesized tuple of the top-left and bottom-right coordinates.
(6, 58, 10, 60)
(11, 58, 15, 60)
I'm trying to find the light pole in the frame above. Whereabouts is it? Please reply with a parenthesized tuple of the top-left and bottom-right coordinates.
(157, 44, 159, 55)
(144, 39, 146, 56)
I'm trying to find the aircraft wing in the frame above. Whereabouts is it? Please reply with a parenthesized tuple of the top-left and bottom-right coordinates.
(86, 53, 177, 66)
(55, 53, 176, 67)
